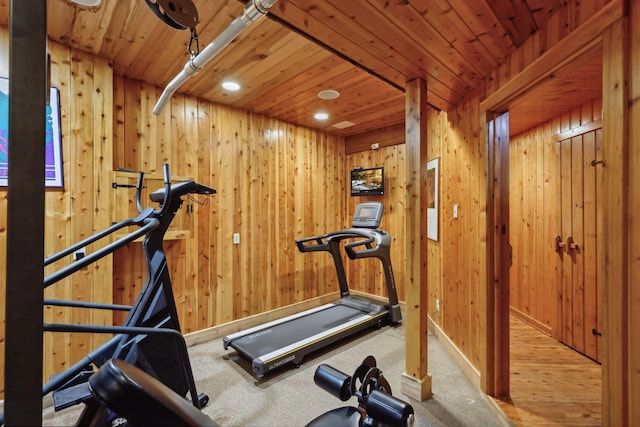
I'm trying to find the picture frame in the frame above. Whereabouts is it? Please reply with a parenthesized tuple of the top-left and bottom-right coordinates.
(0, 77, 64, 188)
(427, 157, 439, 241)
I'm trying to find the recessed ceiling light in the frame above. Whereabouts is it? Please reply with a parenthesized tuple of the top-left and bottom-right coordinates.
(314, 112, 330, 121)
(318, 90, 340, 100)
(69, 0, 102, 5)
(222, 81, 241, 91)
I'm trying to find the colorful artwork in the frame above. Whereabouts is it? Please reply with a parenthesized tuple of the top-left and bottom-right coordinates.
(427, 158, 439, 241)
(0, 78, 63, 187)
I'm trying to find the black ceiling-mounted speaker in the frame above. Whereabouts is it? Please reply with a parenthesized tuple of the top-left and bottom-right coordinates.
(145, 0, 199, 30)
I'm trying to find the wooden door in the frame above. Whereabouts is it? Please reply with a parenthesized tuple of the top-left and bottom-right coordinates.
(557, 126, 603, 362)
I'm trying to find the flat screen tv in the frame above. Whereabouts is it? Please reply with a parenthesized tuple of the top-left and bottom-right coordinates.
(350, 166, 384, 196)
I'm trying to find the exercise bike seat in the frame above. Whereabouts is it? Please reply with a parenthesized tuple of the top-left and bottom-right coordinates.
(88, 359, 218, 427)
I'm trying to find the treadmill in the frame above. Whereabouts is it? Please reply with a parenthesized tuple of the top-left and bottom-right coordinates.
(223, 202, 401, 377)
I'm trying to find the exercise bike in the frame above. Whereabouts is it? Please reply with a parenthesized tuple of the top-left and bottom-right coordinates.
(308, 356, 415, 427)
(1, 164, 215, 425)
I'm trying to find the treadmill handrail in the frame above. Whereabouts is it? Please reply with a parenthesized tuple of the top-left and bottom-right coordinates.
(296, 229, 380, 298)
(296, 229, 373, 252)
(297, 227, 400, 323)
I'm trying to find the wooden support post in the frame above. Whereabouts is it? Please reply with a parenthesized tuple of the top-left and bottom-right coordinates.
(401, 78, 432, 400)
(601, 17, 629, 427)
(4, 0, 47, 424)
(628, 2, 640, 424)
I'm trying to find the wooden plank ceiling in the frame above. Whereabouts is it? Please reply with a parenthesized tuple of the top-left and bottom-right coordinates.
(0, 0, 602, 138)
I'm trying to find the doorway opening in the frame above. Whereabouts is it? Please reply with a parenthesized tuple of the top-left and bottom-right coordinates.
(488, 45, 603, 424)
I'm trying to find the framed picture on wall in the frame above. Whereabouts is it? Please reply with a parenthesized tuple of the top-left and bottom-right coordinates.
(427, 157, 439, 241)
(0, 77, 64, 188)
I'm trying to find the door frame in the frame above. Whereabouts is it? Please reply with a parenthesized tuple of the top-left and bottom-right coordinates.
(479, 23, 607, 397)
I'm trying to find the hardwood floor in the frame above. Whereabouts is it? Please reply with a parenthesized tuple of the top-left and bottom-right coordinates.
(493, 315, 602, 426)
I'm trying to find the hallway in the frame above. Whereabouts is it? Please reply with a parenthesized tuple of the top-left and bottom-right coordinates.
(494, 315, 602, 426)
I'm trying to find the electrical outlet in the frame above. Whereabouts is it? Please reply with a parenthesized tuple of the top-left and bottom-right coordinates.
(435, 299, 440, 312)
(73, 247, 86, 261)
(233, 233, 240, 245)
(453, 204, 459, 219)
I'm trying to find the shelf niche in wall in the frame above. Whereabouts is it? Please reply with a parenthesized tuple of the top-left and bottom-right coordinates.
(111, 170, 195, 241)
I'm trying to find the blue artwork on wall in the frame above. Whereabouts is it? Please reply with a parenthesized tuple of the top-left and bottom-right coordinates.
(0, 77, 63, 188)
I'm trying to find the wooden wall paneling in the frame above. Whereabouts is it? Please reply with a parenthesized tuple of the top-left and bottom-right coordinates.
(239, 108, 252, 318)
(628, 2, 640, 421)
(168, 94, 187, 327)
(265, 117, 279, 310)
(343, 142, 407, 305)
(531, 129, 544, 323)
(509, 132, 523, 318)
(532, 128, 544, 323)
(426, 108, 443, 325)
(601, 18, 629, 426)
(123, 78, 142, 171)
(442, 97, 486, 367)
(43, 41, 74, 388)
(292, 125, 305, 303)
(542, 122, 558, 335)
(283, 122, 297, 307)
(113, 74, 125, 168)
(251, 113, 267, 314)
(182, 96, 199, 333)
(196, 99, 212, 330)
(467, 97, 484, 367)
(139, 81, 157, 173)
(68, 49, 95, 367)
(275, 120, 288, 309)
(344, 123, 404, 154)
(393, 144, 406, 303)
(90, 53, 114, 341)
(212, 103, 230, 325)
(219, 104, 238, 323)
(316, 132, 330, 297)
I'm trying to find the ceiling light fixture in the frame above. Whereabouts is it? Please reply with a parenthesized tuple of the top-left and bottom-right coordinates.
(318, 89, 340, 100)
(314, 112, 330, 121)
(222, 81, 241, 91)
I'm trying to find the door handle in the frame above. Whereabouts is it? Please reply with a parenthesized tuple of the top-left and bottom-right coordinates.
(556, 236, 579, 254)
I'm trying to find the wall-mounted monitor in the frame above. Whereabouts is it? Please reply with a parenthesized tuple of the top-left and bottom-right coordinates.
(350, 166, 384, 196)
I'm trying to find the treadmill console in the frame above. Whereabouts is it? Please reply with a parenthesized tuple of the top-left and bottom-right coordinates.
(351, 202, 383, 229)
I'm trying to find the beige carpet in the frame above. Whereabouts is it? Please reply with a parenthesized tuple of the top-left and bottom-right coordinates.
(43, 322, 511, 426)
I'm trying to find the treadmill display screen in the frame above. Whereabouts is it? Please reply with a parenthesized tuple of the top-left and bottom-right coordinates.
(352, 202, 383, 228)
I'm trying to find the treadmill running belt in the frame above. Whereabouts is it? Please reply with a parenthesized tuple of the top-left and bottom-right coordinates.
(229, 304, 368, 359)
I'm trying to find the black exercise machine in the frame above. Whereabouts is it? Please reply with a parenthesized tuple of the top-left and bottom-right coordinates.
(223, 202, 402, 377)
(307, 355, 415, 427)
(63, 354, 411, 427)
(79, 358, 219, 427)
(7, 164, 216, 424)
